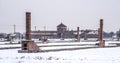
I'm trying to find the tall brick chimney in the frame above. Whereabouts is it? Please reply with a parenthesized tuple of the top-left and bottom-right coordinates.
(26, 12, 31, 40)
(100, 19, 103, 41)
(99, 19, 105, 47)
(77, 27, 80, 42)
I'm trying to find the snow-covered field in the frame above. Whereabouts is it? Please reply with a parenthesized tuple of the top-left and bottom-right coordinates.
(0, 47, 120, 63)
(0, 39, 120, 63)
(0, 40, 119, 49)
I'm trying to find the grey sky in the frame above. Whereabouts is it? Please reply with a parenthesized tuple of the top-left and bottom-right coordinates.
(0, 0, 120, 33)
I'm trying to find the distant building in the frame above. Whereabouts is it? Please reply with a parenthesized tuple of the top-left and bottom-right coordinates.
(31, 23, 98, 39)
(0, 33, 6, 38)
(57, 23, 67, 38)
(0, 33, 7, 40)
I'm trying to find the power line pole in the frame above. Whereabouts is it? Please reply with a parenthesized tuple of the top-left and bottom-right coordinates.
(14, 24, 16, 33)
(35, 26, 36, 31)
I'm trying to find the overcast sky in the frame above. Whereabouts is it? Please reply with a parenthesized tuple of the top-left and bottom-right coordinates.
(0, 0, 120, 33)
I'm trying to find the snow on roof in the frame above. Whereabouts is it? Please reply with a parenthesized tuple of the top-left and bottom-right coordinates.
(87, 31, 98, 34)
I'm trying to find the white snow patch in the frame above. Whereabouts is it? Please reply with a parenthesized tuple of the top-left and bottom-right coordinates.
(0, 47, 120, 63)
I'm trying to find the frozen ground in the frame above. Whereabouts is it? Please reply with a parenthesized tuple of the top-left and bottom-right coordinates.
(0, 41, 119, 49)
(0, 47, 120, 63)
(0, 39, 120, 63)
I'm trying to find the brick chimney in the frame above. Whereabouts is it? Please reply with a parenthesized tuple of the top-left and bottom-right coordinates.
(77, 27, 80, 42)
(26, 12, 31, 40)
(99, 19, 105, 47)
(18, 12, 39, 53)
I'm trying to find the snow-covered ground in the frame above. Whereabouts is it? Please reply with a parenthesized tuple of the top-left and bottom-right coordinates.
(0, 39, 120, 63)
(0, 47, 120, 63)
(0, 40, 119, 48)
